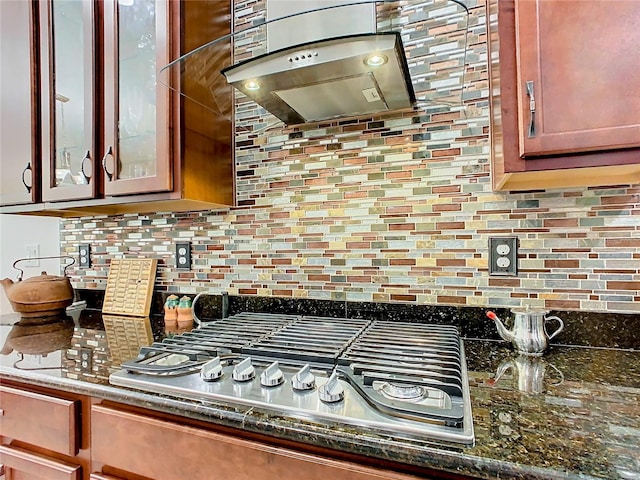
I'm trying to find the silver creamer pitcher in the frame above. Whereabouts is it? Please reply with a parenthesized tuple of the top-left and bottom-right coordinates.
(487, 308, 564, 356)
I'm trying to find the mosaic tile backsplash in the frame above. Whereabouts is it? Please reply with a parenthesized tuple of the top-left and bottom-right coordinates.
(61, 0, 640, 315)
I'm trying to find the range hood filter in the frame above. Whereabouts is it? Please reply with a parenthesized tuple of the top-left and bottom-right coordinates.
(275, 74, 387, 122)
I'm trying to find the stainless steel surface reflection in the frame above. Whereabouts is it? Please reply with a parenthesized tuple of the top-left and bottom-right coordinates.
(490, 354, 564, 394)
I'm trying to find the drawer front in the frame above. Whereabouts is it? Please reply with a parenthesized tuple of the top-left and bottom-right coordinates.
(0, 445, 80, 480)
(92, 404, 421, 480)
(0, 385, 79, 456)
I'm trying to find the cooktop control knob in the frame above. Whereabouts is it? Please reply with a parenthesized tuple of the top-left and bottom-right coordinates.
(292, 364, 315, 391)
(260, 361, 284, 387)
(232, 357, 255, 382)
(318, 371, 344, 403)
(200, 357, 224, 381)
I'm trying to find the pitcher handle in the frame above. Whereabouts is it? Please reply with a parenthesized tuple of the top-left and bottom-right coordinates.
(546, 362, 565, 386)
(544, 315, 564, 340)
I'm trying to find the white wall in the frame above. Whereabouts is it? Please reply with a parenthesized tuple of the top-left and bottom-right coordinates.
(0, 214, 61, 314)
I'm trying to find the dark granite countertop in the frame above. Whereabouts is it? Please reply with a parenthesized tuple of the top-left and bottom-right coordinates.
(1, 308, 638, 480)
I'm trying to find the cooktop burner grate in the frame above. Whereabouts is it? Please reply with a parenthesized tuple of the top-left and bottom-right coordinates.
(241, 316, 369, 365)
(337, 321, 464, 397)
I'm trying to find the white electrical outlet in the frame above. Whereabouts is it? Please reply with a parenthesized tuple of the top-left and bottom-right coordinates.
(24, 244, 40, 267)
(489, 237, 518, 276)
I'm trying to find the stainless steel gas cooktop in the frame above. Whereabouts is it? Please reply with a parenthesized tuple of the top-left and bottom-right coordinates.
(109, 312, 474, 445)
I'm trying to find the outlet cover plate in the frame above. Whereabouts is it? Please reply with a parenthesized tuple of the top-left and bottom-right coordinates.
(24, 244, 40, 267)
(489, 237, 518, 276)
(78, 244, 91, 268)
(80, 347, 93, 371)
(176, 242, 191, 270)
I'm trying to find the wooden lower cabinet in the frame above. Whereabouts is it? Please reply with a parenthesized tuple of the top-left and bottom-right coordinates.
(0, 381, 471, 480)
(0, 385, 80, 456)
(0, 382, 91, 480)
(92, 404, 452, 480)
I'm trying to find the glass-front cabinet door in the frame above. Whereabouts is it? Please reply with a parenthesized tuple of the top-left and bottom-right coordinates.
(0, 0, 38, 206)
(40, 0, 97, 202)
(102, 0, 171, 196)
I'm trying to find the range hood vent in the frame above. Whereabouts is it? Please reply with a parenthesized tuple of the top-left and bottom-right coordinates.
(221, 32, 415, 125)
(158, 1, 470, 128)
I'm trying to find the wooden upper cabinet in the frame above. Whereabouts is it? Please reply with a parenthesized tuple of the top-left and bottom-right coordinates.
(40, 0, 98, 203)
(93, 0, 235, 213)
(488, 0, 640, 191)
(514, 0, 640, 157)
(41, 0, 172, 201)
(101, 0, 172, 197)
(1, 0, 234, 215)
(0, 0, 39, 207)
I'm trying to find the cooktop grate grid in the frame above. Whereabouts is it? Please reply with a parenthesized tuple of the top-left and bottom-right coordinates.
(338, 321, 464, 396)
(241, 316, 370, 365)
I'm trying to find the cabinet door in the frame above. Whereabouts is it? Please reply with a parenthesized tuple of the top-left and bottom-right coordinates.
(101, 0, 172, 196)
(515, 0, 640, 157)
(92, 404, 424, 480)
(40, 0, 98, 202)
(0, 0, 39, 206)
(0, 445, 80, 480)
(0, 385, 80, 456)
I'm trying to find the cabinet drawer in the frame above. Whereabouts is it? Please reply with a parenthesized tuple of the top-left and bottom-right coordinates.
(0, 444, 80, 480)
(0, 385, 79, 456)
(92, 404, 421, 480)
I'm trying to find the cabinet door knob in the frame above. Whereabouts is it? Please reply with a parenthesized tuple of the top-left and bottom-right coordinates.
(102, 146, 114, 181)
(21, 162, 32, 193)
(526, 80, 536, 138)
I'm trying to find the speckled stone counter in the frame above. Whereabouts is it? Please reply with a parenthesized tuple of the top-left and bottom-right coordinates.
(1, 308, 639, 480)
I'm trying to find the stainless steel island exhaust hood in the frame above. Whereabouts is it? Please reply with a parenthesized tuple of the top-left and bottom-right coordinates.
(221, 1, 416, 126)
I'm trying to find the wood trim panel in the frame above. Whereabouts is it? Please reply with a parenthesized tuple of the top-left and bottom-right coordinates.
(179, 0, 235, 207)
(0, 385, 79, 456)
(0, 445, 80, 480)
(494, 163, 640, 192)
(90, 474, 126, 480)
(92, 404, 426, 480)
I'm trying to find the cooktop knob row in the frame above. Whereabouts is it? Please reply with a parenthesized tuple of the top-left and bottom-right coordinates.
(199, 356, 341, 402)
